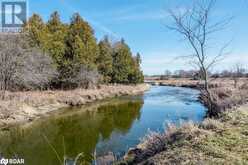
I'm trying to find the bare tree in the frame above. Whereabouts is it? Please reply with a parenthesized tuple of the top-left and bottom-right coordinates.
(61, 65, 101, 89)
(160, 70, 172, 80)
(14, 48, 58, 90)
(0, 34, 24, 98)
(0, 34, 58, 98)
(75, 65, 100, 89)
(232, 63, 245, 88)
(166, 0, 230, 116)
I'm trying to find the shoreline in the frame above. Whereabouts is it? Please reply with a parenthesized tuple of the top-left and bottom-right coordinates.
(121, 103, 248, 164)
(120, 78, 248, 164)
(0, 84, 150, 129)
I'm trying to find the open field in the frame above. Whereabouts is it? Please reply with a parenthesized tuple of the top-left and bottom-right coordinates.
(145, 77, 248, 88)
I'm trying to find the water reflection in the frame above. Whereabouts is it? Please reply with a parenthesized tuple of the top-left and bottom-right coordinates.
(0, 86, 206, 165)
(0, 99, 143, 165)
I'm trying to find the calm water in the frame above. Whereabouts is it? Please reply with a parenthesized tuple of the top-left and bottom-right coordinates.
(0, 86, 206, 164)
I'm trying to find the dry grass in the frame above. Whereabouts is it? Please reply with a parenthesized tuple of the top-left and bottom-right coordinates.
(0, 84, 150, 128)
(122, 122, 209, 164)
(147, 78, 248, 89)
(210, 83, 248, 114)
(120, 79, 248, 164)
(121, 106, 248, 165)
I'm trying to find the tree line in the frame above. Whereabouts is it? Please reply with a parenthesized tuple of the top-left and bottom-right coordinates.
(22, 12, 143, 89)
(159, 67, 248, 80)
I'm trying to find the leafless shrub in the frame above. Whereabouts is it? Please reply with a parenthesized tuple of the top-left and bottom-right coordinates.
(0, 34, 24, 98)
(231, 63, 246, 88)
(0, 34, 58, 98)
(13, 49, 58, 90)
(61, 65, 101, 89)
(240, 83, 248, 90)
(203, 86, 248, 115)
(200, 118, 223, 130)
(212, 88, 232, 100)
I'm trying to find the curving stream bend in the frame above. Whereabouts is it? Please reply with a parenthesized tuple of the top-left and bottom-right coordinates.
(0, 86, 206, 164)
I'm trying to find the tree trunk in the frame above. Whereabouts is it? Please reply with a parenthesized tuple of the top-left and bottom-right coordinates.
(203, 68, 215, 117)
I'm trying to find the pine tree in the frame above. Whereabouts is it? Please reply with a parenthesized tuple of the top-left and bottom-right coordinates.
(46, 11, 67, 65)
(112, 39, 133, 84)
(128, 54, 144, 84)
(24, 13, 47, 47)
(136, 52, 142, 65)
(65, 13, 98, 69)
(24, 12, 144, 88)
(47, 11, 65, 33)
(97, 36, 113, 83)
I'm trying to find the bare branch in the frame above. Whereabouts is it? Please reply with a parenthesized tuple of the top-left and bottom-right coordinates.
(166, 0, 231, 116)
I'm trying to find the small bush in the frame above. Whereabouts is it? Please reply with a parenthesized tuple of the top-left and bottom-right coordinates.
(57, 65, 101, 89)
(200, 119, 223, 130)
(13, 49, 58, 90)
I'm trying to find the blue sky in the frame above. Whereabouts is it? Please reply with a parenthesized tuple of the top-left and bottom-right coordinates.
(29, 0, 248, 75)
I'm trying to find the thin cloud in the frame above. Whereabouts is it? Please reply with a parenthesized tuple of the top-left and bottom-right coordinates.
(90, 4, 168, 22)
(115, 11, 165, 22)
(60, 0, 121, 39)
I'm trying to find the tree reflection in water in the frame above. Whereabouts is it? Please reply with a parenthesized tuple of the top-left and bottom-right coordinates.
(0, 98, 144, 165)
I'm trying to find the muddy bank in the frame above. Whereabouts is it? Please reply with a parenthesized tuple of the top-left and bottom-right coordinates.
(0, 84, 150, 129)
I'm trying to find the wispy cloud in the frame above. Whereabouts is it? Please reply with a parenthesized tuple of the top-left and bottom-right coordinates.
(90, 3, 167, 23)
(59, 0, 121, 39)
(114, 11, 165, 22)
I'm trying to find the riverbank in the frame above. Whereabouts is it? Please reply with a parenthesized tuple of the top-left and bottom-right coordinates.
(0, 84, 150, 129)
(148, 78, 248, 115)
(120, 79, 248, 164)
(123, 104, 248, 164)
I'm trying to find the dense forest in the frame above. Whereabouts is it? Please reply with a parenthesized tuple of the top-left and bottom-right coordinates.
(5, 11, 143, 91)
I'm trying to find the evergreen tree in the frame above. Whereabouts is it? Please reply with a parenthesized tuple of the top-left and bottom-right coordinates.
(128, 53, 144, 84)
(65, 13, 98, 69)
(112, 39, 133, 84)
(24, 14, 47, 47)
(47, 11, 65, 33)
(136, 52, 142, 65)
(97, 36, 113, 83)
(24, 12, 144, 88)
(46, 11, 67, 65)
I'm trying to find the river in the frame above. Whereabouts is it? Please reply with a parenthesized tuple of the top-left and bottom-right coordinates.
(0, 86, 206, 164)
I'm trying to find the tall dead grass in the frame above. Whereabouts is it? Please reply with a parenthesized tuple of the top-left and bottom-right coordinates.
(123, 122, 209, 164)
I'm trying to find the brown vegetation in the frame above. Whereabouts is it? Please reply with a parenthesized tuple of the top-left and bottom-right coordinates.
(121, 105, 248, 165)
(0, 84, 150, 129)
(119, 78, 248, 164)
